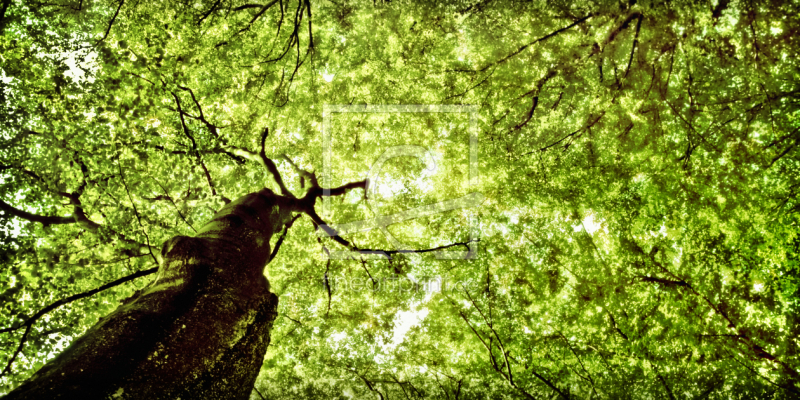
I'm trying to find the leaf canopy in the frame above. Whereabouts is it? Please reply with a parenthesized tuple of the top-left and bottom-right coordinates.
(1, 0, 800, 398)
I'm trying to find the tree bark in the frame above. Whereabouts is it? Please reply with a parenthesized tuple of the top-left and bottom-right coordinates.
(4, 188, 295, 400)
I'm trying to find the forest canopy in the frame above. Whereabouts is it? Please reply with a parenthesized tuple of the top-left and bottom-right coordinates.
(1, 0, 800, 398)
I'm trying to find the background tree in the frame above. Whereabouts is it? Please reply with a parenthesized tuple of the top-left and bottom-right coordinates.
(1, 0, 799, 398)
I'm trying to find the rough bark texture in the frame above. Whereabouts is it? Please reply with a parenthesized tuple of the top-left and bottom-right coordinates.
(5, 188, 294, 400)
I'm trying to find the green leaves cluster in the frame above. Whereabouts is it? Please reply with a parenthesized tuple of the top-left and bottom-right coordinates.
(1, 0, 799, 398)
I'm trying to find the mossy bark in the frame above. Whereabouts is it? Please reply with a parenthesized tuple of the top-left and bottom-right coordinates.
(5, 188, 294, 400)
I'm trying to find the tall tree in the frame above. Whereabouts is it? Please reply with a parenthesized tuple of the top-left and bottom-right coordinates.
(1, 0, 799, 398)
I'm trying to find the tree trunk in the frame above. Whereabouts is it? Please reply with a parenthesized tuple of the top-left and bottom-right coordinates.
(5, 188, 294, 400)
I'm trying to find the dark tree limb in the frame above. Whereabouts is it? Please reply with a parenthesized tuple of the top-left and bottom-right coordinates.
(251, 148, 477, 261)
(387, 374, 410, 399)
(96, 0, 124, 45)
(177, 86, 218, 139)
(444, 67, 496, 100)
(0, 325, 32, 379)
(68, 155, 102, 232)
(349, 240, 479, 259)
(258, 128, 291, 196)
(0, 166, 47, 189)
(768, 134, 799, 168)
(462, 288, 516, 387)
(0, 0, 12, 34)
(150, 178, 197, 233)
(557, 331, 599, 398)
(0, 265, 159, 335)
(0, 156, 101, 231)
(480, 13, 593, 72)
(639, 275, 690, 288)
(603, 12, 642, 48)
(280, 314, 302, 325)
(305, 201, 478, 259)
(606, 311, 629, 341)
(320, 180, 367, 197)
(0, 266, 158, 377)
(642, 251, 800, 391)
(249, 0, 279, 24)
(173, 86, 246, 165)
(729, 349, 792, 395)
(0, 172, 151, 255)
(0, 197, 75, 226)
(197, 0, 222, 25)
(171, 92, 220, 198)
(282, 154, 318, 189)
(222, 139, 289, 196)
(511, 68, 557, 132)
(234, 4, 266, 11)
(233, 0, 279, 35)
(656, 372, 676, 400)
(304, 0, 313, 51)
(312, 225, 335, 315)
(269, 213, 301, 261)
(624, 13, 644, 78)
(455, 306, 541, 400)
(323, 247, 332, 316)
(348, 367, 386, 400)
(117, 160, 159, 266)
(532, 112, 605, 154)
(360, 258, 377, 288)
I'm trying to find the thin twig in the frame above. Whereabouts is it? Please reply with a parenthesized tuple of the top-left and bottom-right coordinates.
(480, 13, 593, 72)
(150, 177, 197, 233)
(171, 92, 220, 198)
(117, 160, 159, 266)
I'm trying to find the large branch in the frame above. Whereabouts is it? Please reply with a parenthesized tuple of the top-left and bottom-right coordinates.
(258, 128, 291, 196)
(0, 265, 158, 377)
(247, 149, 476, 260)
(305, 203, 478, 258)
(293, 175, 479, 259)
(0, 197, 75, 226)
(0, 162, 98, 231)
(223, 128, 291, 196)
(249, 0, 279, 24)
(0, 160, 147, 246)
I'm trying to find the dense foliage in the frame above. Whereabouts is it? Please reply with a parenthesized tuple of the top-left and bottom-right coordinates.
(1, 0, 799, 398)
